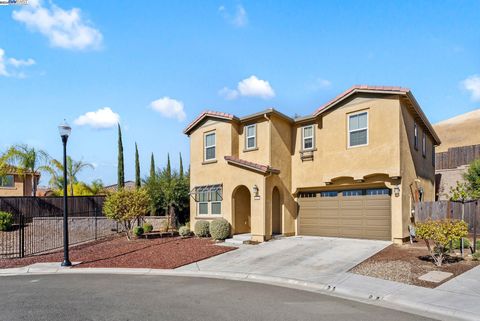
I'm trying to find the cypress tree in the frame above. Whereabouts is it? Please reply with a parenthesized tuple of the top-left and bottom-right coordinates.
(150, 153, 155, 179)
(117, 124, 125, 190)
(179, 152, 184, 179)
(135, 143, 141, 189)
(166, 153, 171, 179)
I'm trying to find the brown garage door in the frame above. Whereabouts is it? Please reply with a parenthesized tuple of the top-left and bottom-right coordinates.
(298, 190, 391, 240)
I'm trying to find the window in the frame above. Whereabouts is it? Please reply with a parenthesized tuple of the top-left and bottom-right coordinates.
(422, 132, 426, 157)
(348, 112, 368, 147)
(299, 192, 316, 198)
(245, 124, 257, 150)
(0, 175, 14, 188)
(414, 123, 418, 150)
(342, 190, 363, 196)
(193, 185, 223, 215)
(302, 125, 314, 150)
(366, 188, 390, 196)
(204, 132, 216, 161)
(320, 191, 338, 197)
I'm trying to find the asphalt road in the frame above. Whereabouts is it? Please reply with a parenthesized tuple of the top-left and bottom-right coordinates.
(0, 274, 436, 321)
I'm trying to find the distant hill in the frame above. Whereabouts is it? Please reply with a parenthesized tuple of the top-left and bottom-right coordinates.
(433, 109, 480, 152)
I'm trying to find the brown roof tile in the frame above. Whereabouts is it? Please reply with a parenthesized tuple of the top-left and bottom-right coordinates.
(224, 156, 280, 175)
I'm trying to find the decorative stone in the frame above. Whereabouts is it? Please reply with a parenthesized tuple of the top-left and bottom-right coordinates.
(418, 271, 453, 283)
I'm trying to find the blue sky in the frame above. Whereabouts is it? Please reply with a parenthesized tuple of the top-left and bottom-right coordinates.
(0, 0, 479, 186)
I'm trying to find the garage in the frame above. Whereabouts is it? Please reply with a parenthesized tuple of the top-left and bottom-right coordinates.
(298, 188, 391, 240)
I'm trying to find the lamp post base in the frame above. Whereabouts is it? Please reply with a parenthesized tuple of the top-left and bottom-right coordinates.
(61, 260, 72, 267)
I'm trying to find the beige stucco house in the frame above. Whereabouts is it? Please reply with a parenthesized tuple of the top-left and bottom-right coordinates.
(184, 85, 441, 244)
(0, 169, 39, 197)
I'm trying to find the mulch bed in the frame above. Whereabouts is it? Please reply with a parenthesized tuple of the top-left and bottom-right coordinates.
(0, 236, 236, 269)
(350, 242, 480, 288)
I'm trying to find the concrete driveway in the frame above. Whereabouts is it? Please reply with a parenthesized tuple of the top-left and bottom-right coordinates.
(178, 236, 390, 284)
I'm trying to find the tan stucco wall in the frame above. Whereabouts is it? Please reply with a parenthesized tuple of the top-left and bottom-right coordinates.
(399, 103, 436, 241)
(435, 166, 468, 201)
(238, 118, 270, 165)
(0, 174, 35, 197)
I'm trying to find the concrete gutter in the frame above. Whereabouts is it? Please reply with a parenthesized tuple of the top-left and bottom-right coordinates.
(0, 264, 475, 321)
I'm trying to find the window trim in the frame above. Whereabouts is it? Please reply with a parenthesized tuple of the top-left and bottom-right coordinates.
(414, 123, 418, 150)
(347, 111, 369, 148)
(204, 131, 216, 162)
(302, 125, 315, 151)
(194, 185, 223, 216)
(422, 131, 426, 158)
(244, 124, 257, 150)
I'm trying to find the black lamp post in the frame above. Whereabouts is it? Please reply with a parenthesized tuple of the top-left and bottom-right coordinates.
(59, 121, 72, 267)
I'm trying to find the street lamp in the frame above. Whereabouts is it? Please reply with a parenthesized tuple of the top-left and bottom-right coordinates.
(58, 120, 72, 267)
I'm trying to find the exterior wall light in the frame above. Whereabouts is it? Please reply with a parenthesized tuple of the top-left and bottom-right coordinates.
(394, 186, 400, 197)
(253, 184, 260, 199)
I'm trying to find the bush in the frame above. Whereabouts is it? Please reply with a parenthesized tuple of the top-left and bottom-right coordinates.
(194, 220, 210, 237)
(0, 211, 13, 231)
(133, 226, 144, 237)
(451, 238, 470, 249)
(179, 226, 191, 237)
(472, 252, 480, 261)
(416, 219, 468, 266)
(143, 222, 153, 233)
(209, 218, 231, 240)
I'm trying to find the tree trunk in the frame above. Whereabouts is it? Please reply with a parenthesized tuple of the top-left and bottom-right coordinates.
(31, 174, 36, 197)
(169, 205, 177, 230)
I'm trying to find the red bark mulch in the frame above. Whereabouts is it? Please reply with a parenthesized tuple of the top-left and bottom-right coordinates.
(0, 236, 236, 269)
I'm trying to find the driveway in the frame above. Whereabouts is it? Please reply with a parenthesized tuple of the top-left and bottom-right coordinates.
(178, 236, 390, 284)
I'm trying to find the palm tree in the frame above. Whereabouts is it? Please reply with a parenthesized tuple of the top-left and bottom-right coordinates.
(0, 144, 51, 196)
(49, 157, 94, 196)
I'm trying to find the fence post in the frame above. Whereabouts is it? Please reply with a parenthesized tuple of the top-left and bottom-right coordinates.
(461, 202, 465, 257)
(19, 215, 25, 258)
(474, 201, 478, 253)
(94, 207, 98, 241)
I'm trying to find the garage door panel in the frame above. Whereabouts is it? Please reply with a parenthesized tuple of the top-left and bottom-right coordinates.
(298, 194, 391, 241)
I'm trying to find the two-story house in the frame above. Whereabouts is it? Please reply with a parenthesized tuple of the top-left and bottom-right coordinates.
(184, 86, 441, 244)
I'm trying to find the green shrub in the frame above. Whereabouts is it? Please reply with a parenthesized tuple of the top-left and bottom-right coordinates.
(143, 222, 153, 233)
(451, 238, 470, 249)
(185, 221, 190, 229)
(416, 219, 468, 267)
(0, 211, 13, 231)
(209, 218, 231, 240)
(179, 226, 191, 237)
(194, 220, 210, 237)
(472, 252, 480, 261)
(133, 226, 144, 237)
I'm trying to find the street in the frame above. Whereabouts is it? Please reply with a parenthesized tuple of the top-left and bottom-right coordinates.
(0, 274, 436, 321)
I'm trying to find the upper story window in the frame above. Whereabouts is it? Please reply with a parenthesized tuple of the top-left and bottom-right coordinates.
(414, 123, 418, 150)
(302, 125, 314, 150)
(245, 124, 257, 150)
(204, 132, 216, 161)
(348, 111, 368, 147)
(0, 175, 14, 188)
(422, 132, 426, 157)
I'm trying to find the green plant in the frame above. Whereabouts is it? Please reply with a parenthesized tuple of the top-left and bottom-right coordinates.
(194, 220, 210, 237)
(209, 218, 231, 240)
(416, 219, 468, 266)
(472, 252, 480, 261)
(143, 222, 153, 233)
(451, 238, 470, 249)
(133, 226, 144, 237)
(0, 211, 13, 231)
(179, 226, 191, 237)
(103, 188, 151, 240)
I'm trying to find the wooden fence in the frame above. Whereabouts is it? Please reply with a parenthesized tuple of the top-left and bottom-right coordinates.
(435, 144, 480, 170)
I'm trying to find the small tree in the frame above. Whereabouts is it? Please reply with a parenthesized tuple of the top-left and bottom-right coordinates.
(117, 124, 125, 190)
(135, 143, 141, 189)
(103, 189, 150, 240)
(416, 219, 468, 266)
(464, 159, 480, 195)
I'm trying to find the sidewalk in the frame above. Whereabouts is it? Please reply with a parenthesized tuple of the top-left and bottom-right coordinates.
(1, 239, 480, 321)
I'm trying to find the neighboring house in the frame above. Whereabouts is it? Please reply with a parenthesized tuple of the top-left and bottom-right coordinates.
(184, 85, 441, 244)
(0, 168, 40, 197)
(103, 180, 136, 193)
(435, 144, 480, 200)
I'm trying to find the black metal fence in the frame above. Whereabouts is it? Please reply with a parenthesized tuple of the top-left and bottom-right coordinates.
(0, 196, 118, 258)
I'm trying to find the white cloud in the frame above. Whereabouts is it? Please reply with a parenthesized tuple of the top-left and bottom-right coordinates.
(12, 0, 102, 50)
(462, 75, 480, 102)
(150, 97, 186, 121)
(311, 78, 331, 90)
(74, 107, 120, 129)
(219, 4, 248, 27)
(220, 75, 275, 100)
(0, 48, 36, 77)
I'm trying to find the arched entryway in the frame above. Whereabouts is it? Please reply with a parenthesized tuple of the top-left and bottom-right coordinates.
(272, 186, 282, 235)
(233, 185, 251, 234)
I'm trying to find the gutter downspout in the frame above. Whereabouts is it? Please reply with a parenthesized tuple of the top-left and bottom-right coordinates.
(263, 113, 272, 240)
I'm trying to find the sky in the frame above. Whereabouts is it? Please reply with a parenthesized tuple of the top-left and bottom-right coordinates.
(0, 0, 479, 186)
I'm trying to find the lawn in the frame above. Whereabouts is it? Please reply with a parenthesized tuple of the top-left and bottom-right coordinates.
(0, 236, 236, 269)
(350, 241, 480, 288)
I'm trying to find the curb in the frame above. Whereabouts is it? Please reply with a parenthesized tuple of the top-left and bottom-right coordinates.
(0, 267, 474, 321)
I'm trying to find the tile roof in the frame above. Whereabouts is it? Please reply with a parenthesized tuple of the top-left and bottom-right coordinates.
(224, 156, 280, 175)
(313, 85, 410, 115)
(183, 110, 237, 135)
